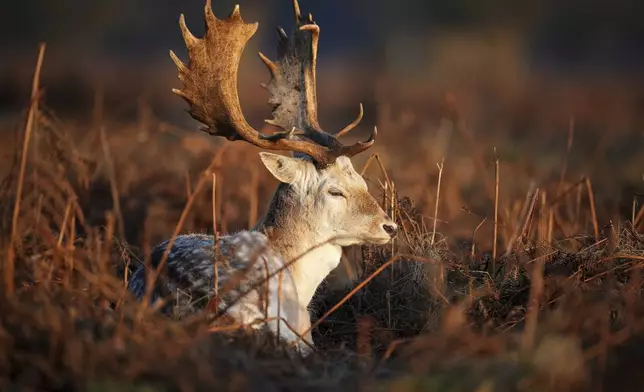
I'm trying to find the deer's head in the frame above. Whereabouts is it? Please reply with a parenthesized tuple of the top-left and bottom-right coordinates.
(170, 0, 397, 246)
(260, 152, 397, 246)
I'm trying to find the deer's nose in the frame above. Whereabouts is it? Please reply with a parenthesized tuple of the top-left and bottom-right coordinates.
(382, 222, 398, 237)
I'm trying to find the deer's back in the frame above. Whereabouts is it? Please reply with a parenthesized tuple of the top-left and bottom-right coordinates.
(128, 231, 277, 318)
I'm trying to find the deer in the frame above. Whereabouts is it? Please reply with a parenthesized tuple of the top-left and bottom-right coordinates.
(127, 0, 398, 354)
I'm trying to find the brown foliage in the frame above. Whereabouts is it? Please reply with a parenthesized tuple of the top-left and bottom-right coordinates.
(1, 46, 644, 391)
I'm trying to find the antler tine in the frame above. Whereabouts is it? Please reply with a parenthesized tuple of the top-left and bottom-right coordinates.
(258, 52, 278, 77)
(292, 0, 302, 22)
(204, 0, 216, 22)
(335, 103, 364, 138)
(178, 14, 198, 49)
(277, 27, 288, 42)
(335, 126, 377, 157)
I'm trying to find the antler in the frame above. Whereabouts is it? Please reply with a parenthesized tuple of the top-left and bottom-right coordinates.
(170, 0, 376, 167)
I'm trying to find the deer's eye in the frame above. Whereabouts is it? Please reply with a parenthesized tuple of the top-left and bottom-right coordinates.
(328, 188, 346, 198)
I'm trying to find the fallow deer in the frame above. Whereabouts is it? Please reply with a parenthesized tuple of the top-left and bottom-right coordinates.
(128, 0, 397, 354)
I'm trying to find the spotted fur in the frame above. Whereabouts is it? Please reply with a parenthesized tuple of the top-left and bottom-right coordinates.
(128, 154, 397, 353)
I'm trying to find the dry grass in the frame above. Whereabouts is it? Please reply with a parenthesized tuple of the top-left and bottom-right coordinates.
(1, 50, 644, 392)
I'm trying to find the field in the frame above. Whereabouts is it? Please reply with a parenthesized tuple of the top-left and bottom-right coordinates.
(2, 12, 644, 391)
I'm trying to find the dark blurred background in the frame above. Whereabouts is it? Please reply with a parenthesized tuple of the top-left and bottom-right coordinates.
(2, 0, 643, 126)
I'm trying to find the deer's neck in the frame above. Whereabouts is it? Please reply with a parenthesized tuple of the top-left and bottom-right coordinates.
(254, 183, 342, 306)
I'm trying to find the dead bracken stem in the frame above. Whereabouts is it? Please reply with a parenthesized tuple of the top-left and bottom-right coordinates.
(213, 146, 228, 231)
(504, 185, 538, 258)
(276, 268, 284, 345)
(389, 181, 396, 256)
(471, 218, 487, 266)
(431, 158, 444, 246)
(360, 153, 391, 186)
(547, 204, 554, 244)
(521, 189, 540, 248)
(57, 200, 73, 248)
(539, 193, 551, 258)
(67, 214, 76, 288)
(492, 149, 500, 271)
(6, 42, 46, 297)
(209, 172, 220, 313)
(632, 197, 637, 225)
(585, 177, 600, 239)
(382, 182, 388, 215)
(634, 203, 643, 229)
(360, 154, 377, 177)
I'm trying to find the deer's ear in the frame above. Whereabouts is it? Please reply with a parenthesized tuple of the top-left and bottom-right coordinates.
(259, 152, 308, 184)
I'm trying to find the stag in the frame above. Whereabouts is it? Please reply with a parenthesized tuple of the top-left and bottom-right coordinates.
(128, 0, 397, 353)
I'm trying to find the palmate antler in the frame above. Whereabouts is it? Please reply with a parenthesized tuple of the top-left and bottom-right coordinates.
(170, 0, 376, 167)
